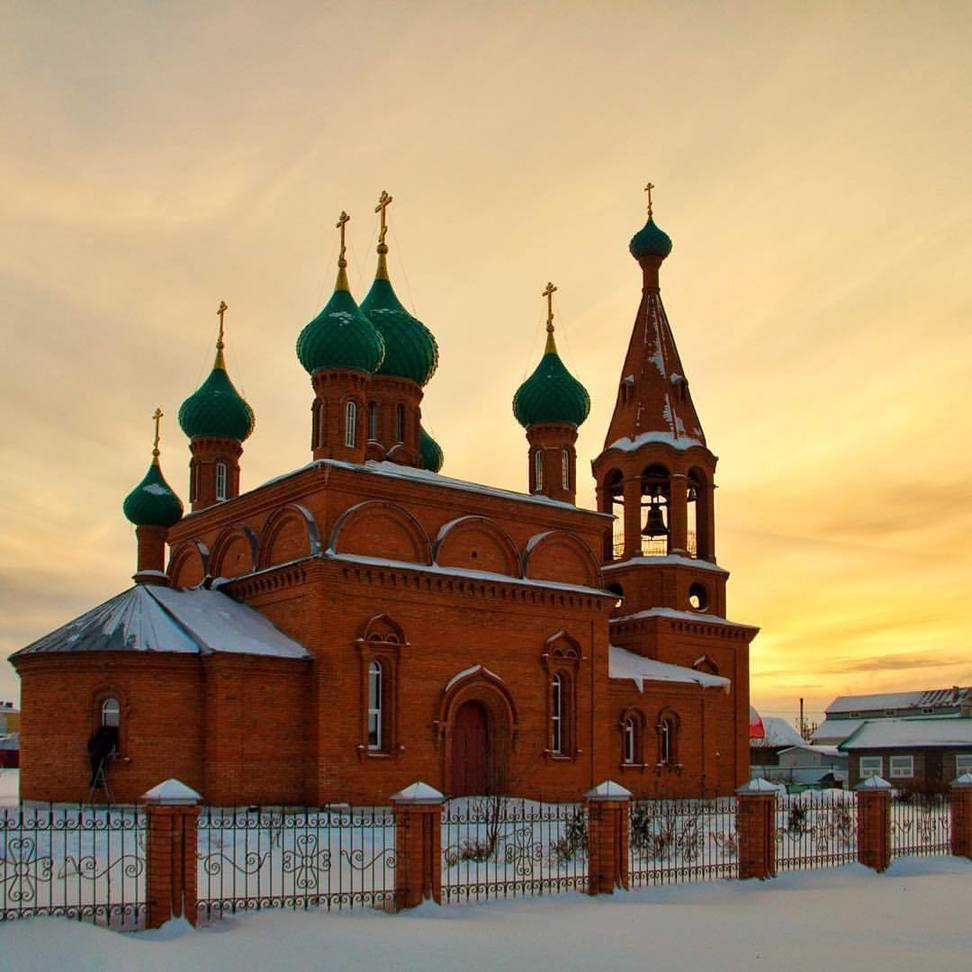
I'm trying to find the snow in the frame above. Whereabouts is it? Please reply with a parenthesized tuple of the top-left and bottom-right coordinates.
(749, 717, 804, 750)
(810, 718, 866, 745)
(444, 665, 503, 692)
(736, 778, 779, 794)
(15, 586, 310, 660)
(827, 687, 968, 715)
(142, 779, 203, 804)
(605, 430, 706, 453)
(777, 743, 844, 759)
(611, 607, 757, 630)
(840, 717, 972, 750)
(601, 555, 728, 575)
(608, 645, 731, 694)
(327, 551, 613, 599)
(952, 772, 972, 788)
(0, 768, 19, 806)
(2, 859, 971, 971)
(391, 782, 444, 803)
(585, 780, 632, 801)
(855, 775, 893, 791)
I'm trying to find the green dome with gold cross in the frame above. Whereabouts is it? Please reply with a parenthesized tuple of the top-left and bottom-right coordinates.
(123, 410, 184, 527)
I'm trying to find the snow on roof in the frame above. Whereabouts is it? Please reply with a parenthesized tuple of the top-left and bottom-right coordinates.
(14, 586, 310, 660)
(736, 778, 780, 794)
(391, 782, 444, 803)
(810, 718, 866, 744)
(444, 664, 503, 692)
(601, 555, 728, 575)
(586, 780, 632, 801)
(776, 743, 846, 759)
(608, 645, 730, 694)
(238, 458, 612, 519)
(611, 607, 758, 631)
(750, 717, 804, 750)
(840, 717, 972, 751)
(605, 431, 707, 453)
(142, 779, 202, 804)
(827, 687, 969, 715)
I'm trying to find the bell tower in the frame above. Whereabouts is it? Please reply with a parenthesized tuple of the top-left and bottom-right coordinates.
(592, 187, 722, 617)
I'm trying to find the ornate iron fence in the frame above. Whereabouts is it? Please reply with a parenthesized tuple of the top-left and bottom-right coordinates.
(196, 805, 398, 921)
(628, 796, 737, 886)
(776, 791, 857, 870)
(0, 803, 145, 928)
(440, 797, 588, 903)
(890, 794, 950, 857)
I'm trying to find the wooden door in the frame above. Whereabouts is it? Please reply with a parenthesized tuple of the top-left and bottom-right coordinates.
(451, 701, 490, 796)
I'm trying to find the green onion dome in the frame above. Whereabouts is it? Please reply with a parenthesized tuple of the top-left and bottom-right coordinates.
(418, 424, 444, 473)
(178, 352, 255, 442)
(513, 329, 590, 429)
(629, 217, 673, 262)
(296, 266, 385, 376)
(123, 459, 184, 528)
(360, 254, 438, 386)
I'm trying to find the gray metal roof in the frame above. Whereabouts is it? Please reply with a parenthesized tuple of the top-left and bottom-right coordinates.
(13, 585, 310, 660)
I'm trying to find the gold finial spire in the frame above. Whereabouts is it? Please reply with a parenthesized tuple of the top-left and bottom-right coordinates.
(335, 210, 351, 291)
(644, 181, 654, 219)
(151, 408, 163, 465)
(214, 300, 228, 369)
(375, 190, 393, 280)
(542, 281, 558, 354)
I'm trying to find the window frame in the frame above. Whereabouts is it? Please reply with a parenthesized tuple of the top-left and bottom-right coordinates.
(215, 461, 227, 502)
(368, 401, 378, 442)
(345, 400, 358, 448)
(541, 633, 581, 760)
(355, 616, 406, 759)
(656, 709, 679, 767)
(859, 755, 883, 778)
(956, 754, 972, 776)
(550, 672, 564, 754)
(101, 697, 120, 728)
(561, 448, 570, 492)
(394, 404, 405, 444)
(367, 660, 383, 751)
(889, 754, 914, 779)
(534, 449, 543, 492)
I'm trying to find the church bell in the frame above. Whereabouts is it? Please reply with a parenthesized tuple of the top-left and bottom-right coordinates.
(642, 499, 668, 538)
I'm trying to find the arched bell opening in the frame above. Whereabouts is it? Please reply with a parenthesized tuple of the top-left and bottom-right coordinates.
(640, 464, 671, 556)
(601, 469, 625, 560)
(606, 582, 624, 617)
(687, 467, 711, 560)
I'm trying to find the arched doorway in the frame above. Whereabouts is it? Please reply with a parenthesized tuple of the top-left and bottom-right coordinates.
(451, 701, 490, 796)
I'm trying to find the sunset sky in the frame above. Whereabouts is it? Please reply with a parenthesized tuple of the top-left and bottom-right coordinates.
(1, 2, 970, 727)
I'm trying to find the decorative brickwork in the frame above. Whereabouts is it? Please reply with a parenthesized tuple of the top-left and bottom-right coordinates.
(736, 781, 777, 879)
(856, 780, 892, 872)
(586, 781, 631, 894)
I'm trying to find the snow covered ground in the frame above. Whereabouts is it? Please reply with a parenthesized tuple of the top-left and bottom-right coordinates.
(2, 857, 970, 972)
(0, 768, 18, 806)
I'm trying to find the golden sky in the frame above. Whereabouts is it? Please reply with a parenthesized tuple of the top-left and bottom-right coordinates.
(1, 2, 970, 726)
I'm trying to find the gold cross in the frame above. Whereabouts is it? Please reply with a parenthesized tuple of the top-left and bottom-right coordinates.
(216, 300, 228, 349)
(644, 182, 654, 218)
(152, 408, 163, 460)
(375, 190, 393, 245)
(542, 281, 557, 332)
(336, 210, 350, 265)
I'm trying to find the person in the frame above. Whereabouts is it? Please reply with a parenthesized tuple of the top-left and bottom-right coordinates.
(87, 724, 119, 787)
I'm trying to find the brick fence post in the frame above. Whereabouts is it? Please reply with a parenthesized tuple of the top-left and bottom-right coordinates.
(142, 779, 202, 930)
(855, 776, 892, 872)
(949, 772, 972, 859)
(585, 780, 631, 894)
(391, 781, 444, 910)
(736, 778, 777, 880)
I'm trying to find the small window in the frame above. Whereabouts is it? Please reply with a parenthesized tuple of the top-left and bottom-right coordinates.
(561, 449, 570, 491)
(956, 754, 972, 776)
(368, 402, 378, 441)
(623, 718, 637, 764)
(551, 673, 563, 754)
(657, 712, 678, 765)
(859, 756, 883, 778)
(345, 401, 357, 448)
(367, 660, 383, 750)
(394, 404, 405, 444)
(688, 583, 708, 612)
(215, 461, 227, 502)
(889, 755, 913, 779)
(101, 697, 120, 728)
(190, 464, 199, 503)
(534, 449, 544, 492)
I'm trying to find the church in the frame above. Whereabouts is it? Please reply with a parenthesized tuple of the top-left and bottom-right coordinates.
(11, 190, 758, 806)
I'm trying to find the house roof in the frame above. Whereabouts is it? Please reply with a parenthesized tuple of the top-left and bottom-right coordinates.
(839, 717, 972, 751)
(826, 687, 968, 716)
(13, 585, 310, 660)
(749, 716, 804, 750)
(777, 743, 845, 759)
(608, 645, 730, 694)
(810, 718, 866, 744)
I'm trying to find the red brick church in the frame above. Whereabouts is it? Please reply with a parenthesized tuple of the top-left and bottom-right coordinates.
(11, 191, 757, 806)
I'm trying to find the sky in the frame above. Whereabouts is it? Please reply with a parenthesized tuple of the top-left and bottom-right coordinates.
(1, 1, 970, 726)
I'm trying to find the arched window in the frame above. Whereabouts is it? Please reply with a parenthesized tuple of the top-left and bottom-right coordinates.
(561, 449, 570, 491)
(311, 399, 322, 450)
(367, 660, 383, 750)
(101, 697, 120, 728)
(345, 401, 357, 448)
(394, 404, 405, 444)
(657, 712, 679, 766)
(550, 673, 563, 753)
(687, 469, 707, 559)
(534, 450, 544, 492)
(190, 463, 199, 503)
(602, 468, 625, 560)
(368, 402, 378, 441)
(623, 717, 637, 764)
(215, 461, 227, 502)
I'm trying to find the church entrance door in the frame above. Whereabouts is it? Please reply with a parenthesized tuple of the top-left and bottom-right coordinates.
(451, 701, 490, 796)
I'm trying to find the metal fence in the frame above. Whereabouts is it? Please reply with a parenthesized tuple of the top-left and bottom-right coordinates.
(440, 797, 588, 903)
(0, 803, 145, 929)
(196, 805, 398, 922)
(776, 791, 857, 871)
(890, 794, 950, 857)
(628, 796, 737, 886)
